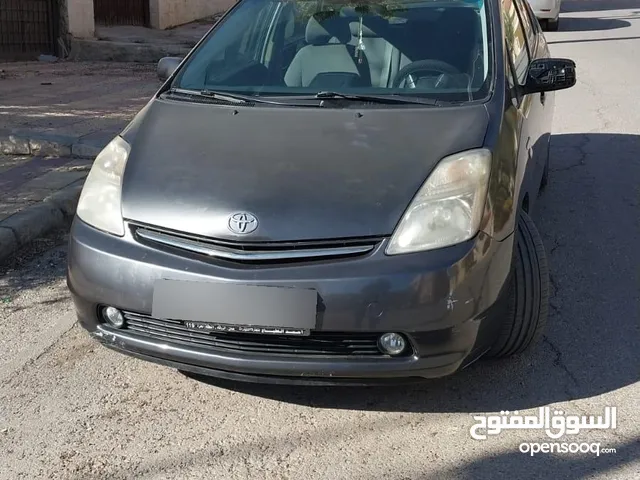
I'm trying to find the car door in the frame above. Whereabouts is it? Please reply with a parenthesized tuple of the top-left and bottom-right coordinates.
(517, 0, 554, 187)
(501, 0, 547, 209)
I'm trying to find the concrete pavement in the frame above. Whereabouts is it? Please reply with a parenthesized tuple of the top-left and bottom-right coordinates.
(69, 19, 217, 63)
(0, 62, 160, 261)
(0, 0, 639, 478)
(0, 61, 159, 156)
(0, 155, 90, 261)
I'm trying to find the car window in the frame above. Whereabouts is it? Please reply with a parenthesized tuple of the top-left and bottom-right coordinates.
(520, 0, 541, 33)
(173, 0, 494, 103)
(176, 0, 276, 88)
(514, 0, 535, 49)
(504, 41, 517, 93)
(501, 0, 530, 85)
(239, 5, 271, 60)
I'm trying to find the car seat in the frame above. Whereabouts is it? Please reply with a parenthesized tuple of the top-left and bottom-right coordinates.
(284, 13, 371, 88)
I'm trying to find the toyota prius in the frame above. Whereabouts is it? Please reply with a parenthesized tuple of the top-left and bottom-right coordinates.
(67, 0, 576, 385)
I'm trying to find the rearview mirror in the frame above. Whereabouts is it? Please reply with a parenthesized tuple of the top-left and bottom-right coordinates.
(522, 58, 576, 95)
(157, 57, 183, 82)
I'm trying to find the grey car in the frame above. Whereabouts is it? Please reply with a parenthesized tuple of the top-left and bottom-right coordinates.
(67, 0, 576, 385)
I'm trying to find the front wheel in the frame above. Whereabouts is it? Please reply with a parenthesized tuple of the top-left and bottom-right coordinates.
(487, 211, 549, 358)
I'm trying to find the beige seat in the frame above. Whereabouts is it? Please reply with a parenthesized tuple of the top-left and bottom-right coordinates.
(285, 14, 370, 88)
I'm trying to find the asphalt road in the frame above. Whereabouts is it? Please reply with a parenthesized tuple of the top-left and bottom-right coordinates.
(1, 1, 639, 478)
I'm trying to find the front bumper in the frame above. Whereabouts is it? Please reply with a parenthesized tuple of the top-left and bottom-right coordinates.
(68, 219, 514, 384)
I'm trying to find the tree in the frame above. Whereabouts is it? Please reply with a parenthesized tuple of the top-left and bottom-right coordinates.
(288, 0, 408, 22)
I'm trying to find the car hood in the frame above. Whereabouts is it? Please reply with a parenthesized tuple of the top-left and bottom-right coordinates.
(121, 98, 489, 242)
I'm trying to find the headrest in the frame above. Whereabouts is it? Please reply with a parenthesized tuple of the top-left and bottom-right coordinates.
(306, 13, 351, 45)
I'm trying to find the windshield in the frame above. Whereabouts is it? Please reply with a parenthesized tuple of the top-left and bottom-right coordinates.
(173, 0, 492, 102)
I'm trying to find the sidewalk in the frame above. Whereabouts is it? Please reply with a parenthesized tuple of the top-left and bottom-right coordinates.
(70, 15, 219, 63)
(0, 61, 160, 157)
(0, 61, 160, 261)
(0, 155, 89, 261)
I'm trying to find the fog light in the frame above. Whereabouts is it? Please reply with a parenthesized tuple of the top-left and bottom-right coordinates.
(378, 333, 407, 356)
(102, 306, 125, 328)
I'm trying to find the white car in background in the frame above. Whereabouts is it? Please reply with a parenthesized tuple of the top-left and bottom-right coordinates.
(528, 0, 561, 31)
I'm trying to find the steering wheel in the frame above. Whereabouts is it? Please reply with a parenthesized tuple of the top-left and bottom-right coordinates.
(392, 60, 461, 89)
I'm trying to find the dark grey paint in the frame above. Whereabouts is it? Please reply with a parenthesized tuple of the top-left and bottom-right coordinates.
(69, 218, 513, 332)
(67, 0, 576, 383)
(121, 100, 489, 242)
(481, 0, 557, 240)
(68, 218, 515, 380)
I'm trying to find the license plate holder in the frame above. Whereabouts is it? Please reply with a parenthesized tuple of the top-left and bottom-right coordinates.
(151, 279, 318, 335)
(182, 322, 310, 336)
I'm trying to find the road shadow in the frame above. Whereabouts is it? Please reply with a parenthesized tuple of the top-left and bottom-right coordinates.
(187, 133, 640, 413)
(547, 35, 640, 45)
(562, 0, 640, 13)
(559, 17, 632, 31)
(426, 437, 639, 479)
(65, 418, 639, 480)
(0, 61, 158, 135)
(0, 224, 70, 306)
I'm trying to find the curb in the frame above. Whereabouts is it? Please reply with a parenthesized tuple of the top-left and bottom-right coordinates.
(0, 129, 109, 159)
(0, 181, 84, 262)
(68, 38, 192, 63)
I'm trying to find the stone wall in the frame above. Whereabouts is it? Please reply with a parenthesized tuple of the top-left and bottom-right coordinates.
(149, 0, 236, 30)
(66, 0, 94, 38)
(57, 0, 70, 55)
(63, 0, 234, 42)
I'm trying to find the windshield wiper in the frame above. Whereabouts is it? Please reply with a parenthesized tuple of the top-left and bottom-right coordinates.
(201, 89, 291, 105)
(167, 88, 440, 106)
(167, 88, 324, 107)
(168, 88, 288, 105)
(314, 91, 441, 106)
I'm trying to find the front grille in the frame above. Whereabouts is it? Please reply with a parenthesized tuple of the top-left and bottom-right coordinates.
(131, 224, 381, 264)
(121, 312, 387, 357)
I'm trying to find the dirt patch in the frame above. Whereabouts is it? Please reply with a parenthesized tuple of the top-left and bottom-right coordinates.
(0, 61, 156, 80)
(52, 327, 95, 369)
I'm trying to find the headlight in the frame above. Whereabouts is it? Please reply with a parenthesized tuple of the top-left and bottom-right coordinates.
(386, 149, 491, 255)
(76, 136, 131, 236)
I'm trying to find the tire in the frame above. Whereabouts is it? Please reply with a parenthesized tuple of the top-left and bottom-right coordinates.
(547, 17, 559, 31)
(487, 211, 549, 358)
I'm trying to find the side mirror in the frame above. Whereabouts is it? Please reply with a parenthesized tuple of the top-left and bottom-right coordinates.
(522, 58, 576, 95)
(157, 57, 183, 82)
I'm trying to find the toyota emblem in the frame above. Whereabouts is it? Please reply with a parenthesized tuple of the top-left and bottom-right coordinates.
(228, 212, 258, 234)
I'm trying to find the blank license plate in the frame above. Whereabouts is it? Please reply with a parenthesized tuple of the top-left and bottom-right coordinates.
(151, 279, 318, 333)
